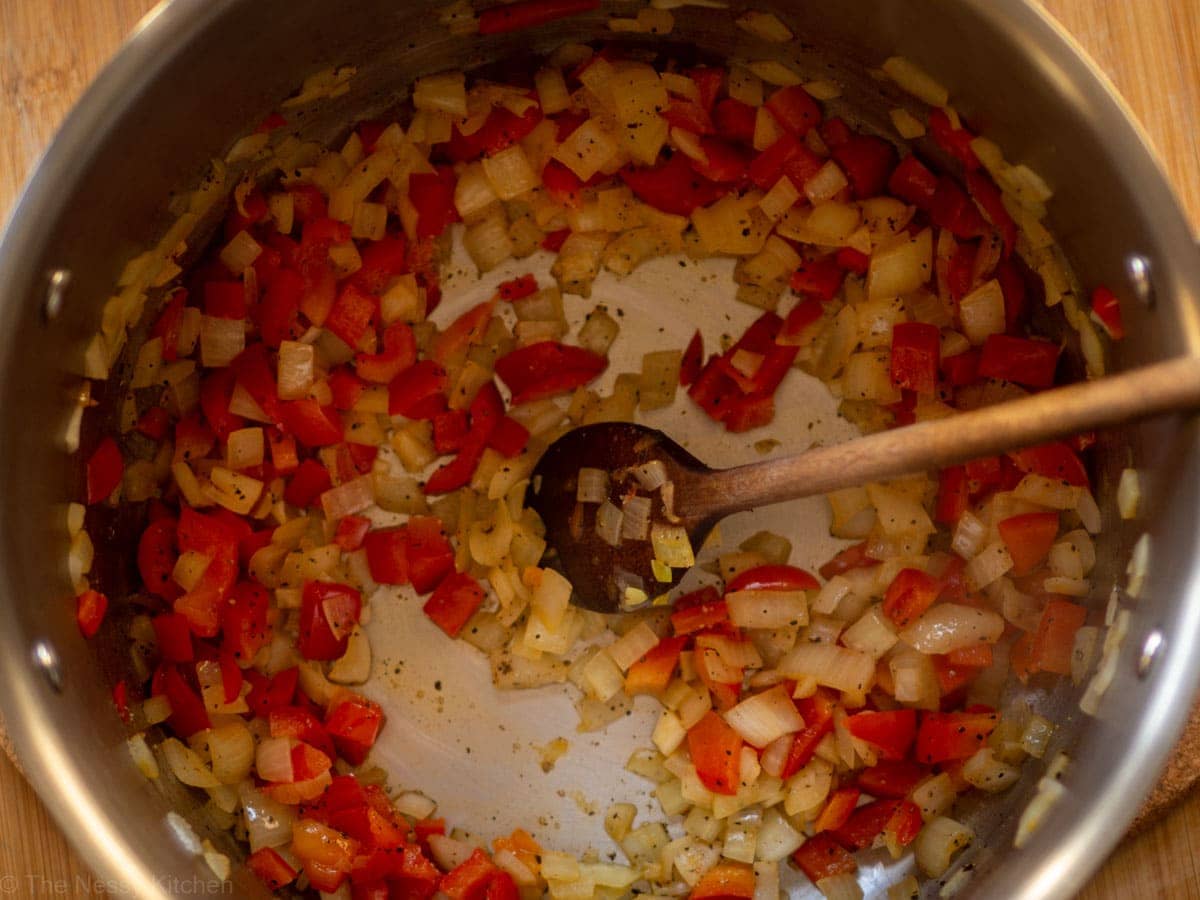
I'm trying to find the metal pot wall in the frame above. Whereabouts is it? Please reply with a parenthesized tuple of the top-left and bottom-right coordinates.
(1, 1, 1198, 897)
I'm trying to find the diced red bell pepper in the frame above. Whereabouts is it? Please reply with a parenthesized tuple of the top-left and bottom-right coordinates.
(232, 343, 282, 423)
(289, 185, 328, 224)
(765, 85, 821, 136)
(662, 98, 715, 135)
(204, 280, 247, 320)
(1090, 285, 1125, 340)
(831, 798, 901, 850)
(431, 298, 497, 367)
(326, 282, 379, 350)
(224, 188, 268, 241)
(328, 367, 368, 411)
(161, 664, 211, 738)
(363, 527, 409, 585)
(942, 349, 981, 387)
(389, 359, 449, 418)
(222, 581, 272, 664)
(424, 572, 486, 638)
(690, 138, 751, 185)
(355, 321, 417, 384)
(997, 511, 1060, 576)
(670, 588, 727, 636)
(931, 176, 988, 239)
(135, 407, 171, 442)
(405, 516, 455, 594)
(836, 247, 870, 275)
(199, 367, 244, 442)
(792, 833, 856, 884)
(498, 274, 539, 301)
(790, 256, 846, 302)
(75, 589, 108, 639)
(477, 0, 599, 34)
(440, 848, 498, 900)
(915, 709, 998, 763)
(488, 416, 530, 458)
(623, 635, 687, 695)
(819, 116, 852, 149)
(620, 152, 726, 217)
(884, 800, 924, 849)
(284, 458, 333, 508)
(298, 581, 361, 660)
(690, 862, 756, 900)
(775, 687, 838, 778)
(725, 564, 818, 593)
(138, 518, 181, 600)
(978, 334, 1061, 388)
(882, 567, 941, 627)
(928, 108, 980, 171)
(352, 235, 408, 295)
(856, 760, 929, 799)
(247, 847, 298, 890)
(153, 612, 194, 662)
(687, 711, 743, 795)
(270, 706, 336, 761)
(540, 228, 570, 252)
(409, 169, 460, 241)
(844, 709, 918, 761)
(935, 465, 970, 524)
(246, 667, 298, 717)
(813, 787, 861, 834)
(542, 159, 592, 208)
(888, 154, 939, 210)
(433, 409, 471, 454)
(724, 392, 775, 433)
(279, 399, 344, 447)
(423, 383, 504, 494)
(150, 289, 187, 361)
(1007, 440, 1089, 487)
(684, 66, 725, 111)
(325, 694, 385, 766)
(680, 330, 704, 387)
(748, 134, 822, 191)
(257, 267, 304, 347)
(85, 437, 124, 505)
(818, 541, 881, 580)
(494, 341, 607, 405)
(890, 322, 940, 395)
(714, 98, 758, 146)
(965, 171, 1017, 256)
(832, 134, 897, 200)
(1029, 598, 1088, 677)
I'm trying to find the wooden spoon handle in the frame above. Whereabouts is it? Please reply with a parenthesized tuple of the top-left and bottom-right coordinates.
(686, 355, 1200, 518)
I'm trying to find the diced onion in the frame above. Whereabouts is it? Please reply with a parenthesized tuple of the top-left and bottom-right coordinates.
(778, 643, 873, 694)
(240, 784, 296, 852)
(577, 467, 610, 503)
(817, 873, 864, 900)
(882, 56, 950, 107)
(162, 738, 220, 788)
(219, 230, 262, 275)
(900, 603, 1004, 654)
(1117, 468, 1141, 519)
(621, 495, 652, 541)
(727, 589, 809, 629)
(608, 621, 660, 670)
(915, 816, 973, 877)
(413, 71, 467, 116)
(651, 522, 694, 568)
(804, 160, 849, 205)
(723, 685, 804, 748)
(867, 228, 932, 301)
(964, 541, 1013, 591)
(200, 316, 245, 367)
(958, 279, 1007, 345)
(127, 733, 160, 780)
(255, 736, 295, 783)
(841, 604, 898, 659)
(209, 721, 256, 784)
(962, 747, 1019, 793)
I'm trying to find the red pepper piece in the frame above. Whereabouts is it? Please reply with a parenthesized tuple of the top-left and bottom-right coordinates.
(222, 581, 272, 664)
(85, 437, 124, 504)
(815, 789, 864, 835)
(424, 572, 486, 638)
(725, 564, 818, 593)
(1007, 440, 1089, 487)
(256, 267, 304, 347)
(498, 273, 539, 301)
(1028, 598, 1088, 676)
(138, 518, 181, 600)
(432, 298, 497, 367)
(487, 416, 530, 458)
(198, 367, 244, 442)
(714, 98, 757, 146)
(887, 154, 939, 209)
(690, 137, 751, 185)
(389, 359, 449, 418)
(161, 664, 211, 738)
(857, 760, 930, 799)
(203, 280, 247, 320)
(355, 321, 417, 384)
(997, 511, 1060, 576)
(669, 587, 726, 635)
(836, 247, 870, 274)
(965, 171, 1017, 256)
(685, 66, 725, 111)
(844, 709, 918, 761)
(679, 330, 704, 387)
(279, 399, 344, 447)
(624, 635, 687, 695)
(288, 185, 328, 224)
(246, 667, 298, 717)
(819, 116, 852, 149)
(325, 282, 379, 350)
(690, 863, 755, 900)
(942, 349, 981, 387)
(351, 235, 408, 295)
(405, 516, 456, 593)
(298, 581, 361, 660)
(135, 407, 171, 441)
(662, 98, 715, 135)
(150, 289, 187, 361)
(153, 613, 194, 662)
(935, 465, 970, 524)
(818, 541, 881, 579)
(409, 169, 460, 241)
(748, 133, 822, 191)
(792, 833, 857, 883)
(931, 176, 988, 239)
(433, 408, 471, 454)
(790, 256, 846, 302)
(978, 334, 1061, 388)
(620, 152, 726, 216)
(832, 798, 902, 850)
(325, 694, 385, 765)
(494, 341, 607, 404)
(231, 343, 282, 423)
(928, 107, 981, 171)
(247, 848, 297, 890)
(284, 458, 333, 508)
(75, 589, 108, 639)
(541, 228, 570, 252)
(832, 134, 897, 200)
(883, 567, 942, 627)
(363, 526, 410, 585)
(780, 688, 838, 778)
(764, 85, 821, 136)
(890, 321, 941, 395)
(687, 711, 743, 795)
(916, 709, 998, 763)
(478, 0, 599, 34)
(1090, 285, 1125, 340)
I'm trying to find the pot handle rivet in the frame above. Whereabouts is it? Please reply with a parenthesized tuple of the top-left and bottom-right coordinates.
(1137, 629, 1164, 678)
(41, 268, 71, 323)
(1125, 254, 1155, 309)
(30, 639, 64, 692)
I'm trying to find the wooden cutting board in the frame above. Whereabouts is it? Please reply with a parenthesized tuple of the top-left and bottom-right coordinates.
(0, 1, 1197, 897)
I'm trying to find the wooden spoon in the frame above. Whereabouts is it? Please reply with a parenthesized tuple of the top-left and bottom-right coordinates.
(527, 355, 1200, 614)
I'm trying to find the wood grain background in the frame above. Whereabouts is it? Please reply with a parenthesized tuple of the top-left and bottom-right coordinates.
(1, 0, 1198, 897)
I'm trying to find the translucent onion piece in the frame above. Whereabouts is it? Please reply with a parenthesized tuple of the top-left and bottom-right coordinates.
(162, 738, 219, 789)
(595, 500, 624, 547)
(915, 816, 974, 877)
(576, 467, 611, 503)
(723, 685, 804, 748)
(900, 603, 1005, 654)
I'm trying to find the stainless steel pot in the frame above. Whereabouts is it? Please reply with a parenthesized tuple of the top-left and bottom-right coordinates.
(2, 1, 1198, 897)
